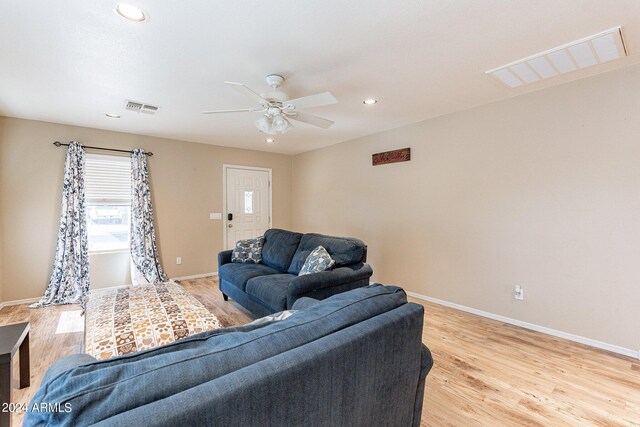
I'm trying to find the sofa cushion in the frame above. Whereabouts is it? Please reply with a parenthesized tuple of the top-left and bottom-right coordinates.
(219, 262, 280, 291)
(261, 229, 303, 272)
(231, 236, 264, 263)
(288, 233, 366, 275)
(299, 246, 335, 276)
(245, 274, 296, 312)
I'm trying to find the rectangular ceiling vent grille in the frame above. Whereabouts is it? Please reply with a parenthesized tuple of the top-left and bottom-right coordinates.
(486, 26, 627, 88)
(141, 104, 158, 114)
(125, 100, 159, 114)
(126, 101, 143, 111)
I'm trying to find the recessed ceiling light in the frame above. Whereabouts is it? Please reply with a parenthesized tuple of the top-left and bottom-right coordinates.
(105, 113, 121, 118)
(363, 99, 378, 105)
(265, 138, 275, 143)
(115, 4, 147, 22)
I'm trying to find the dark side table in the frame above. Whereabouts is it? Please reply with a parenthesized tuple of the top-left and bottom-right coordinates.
(0, 322, 30, 427)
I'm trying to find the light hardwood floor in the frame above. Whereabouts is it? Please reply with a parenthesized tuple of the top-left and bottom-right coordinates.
(1, 277, 639, 426)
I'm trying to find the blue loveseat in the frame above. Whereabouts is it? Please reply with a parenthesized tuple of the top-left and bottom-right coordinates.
(26, 285, 433, 426)
(218, 228, 373, 317)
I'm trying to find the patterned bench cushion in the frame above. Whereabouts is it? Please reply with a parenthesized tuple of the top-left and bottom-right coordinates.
(85, 282, 221, 360)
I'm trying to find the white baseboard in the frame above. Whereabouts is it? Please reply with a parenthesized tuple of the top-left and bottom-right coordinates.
(406, 291, 640, 360)
(0, 273, 219, 309)
(88, 273, 218, 293)
(89, 283, 133, 293)
(172, 272, 217, 281)
(0, 296, 41, 310)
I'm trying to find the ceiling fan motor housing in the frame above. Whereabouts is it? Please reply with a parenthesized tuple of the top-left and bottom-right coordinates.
(262, 75, 288, 103)
(262, 90, 289, 103)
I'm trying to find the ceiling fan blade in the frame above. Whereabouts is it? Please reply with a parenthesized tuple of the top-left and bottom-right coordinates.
(224, 81, 270, 106)
(284, 92, 337, 109)
(201, 108, 265, 114)
(288, 112, 334, 129)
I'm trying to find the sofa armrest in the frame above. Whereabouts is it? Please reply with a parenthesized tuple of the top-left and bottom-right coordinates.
(291, 297, 320, 310)
(412, 344, 434, 427)
(218, 250, 233, 268)
(287, 263, 373, 305)
(41, 354, 97, 386)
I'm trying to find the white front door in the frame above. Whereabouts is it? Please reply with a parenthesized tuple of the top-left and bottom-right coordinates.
(225, 166, 271, 250)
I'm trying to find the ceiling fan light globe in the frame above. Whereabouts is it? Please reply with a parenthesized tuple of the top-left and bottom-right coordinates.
(273, 118, 286, 128)
(272, 114, 290, 133)
(255, 115, 274, 134)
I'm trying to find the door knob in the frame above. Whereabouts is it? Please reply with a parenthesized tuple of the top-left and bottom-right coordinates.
(228, 224, 233, 228)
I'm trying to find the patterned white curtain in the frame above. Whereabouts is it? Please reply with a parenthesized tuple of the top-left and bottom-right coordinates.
(130, 149, 168, 284)
(31, 142, 90, 308)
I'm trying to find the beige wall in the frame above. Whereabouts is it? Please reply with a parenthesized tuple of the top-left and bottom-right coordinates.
(89, 252, 132, 289)
(0, 117, 292, 302)
(292, 63, 640, 351)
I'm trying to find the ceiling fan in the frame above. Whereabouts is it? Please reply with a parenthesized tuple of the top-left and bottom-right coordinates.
(202, 74, 337, 135)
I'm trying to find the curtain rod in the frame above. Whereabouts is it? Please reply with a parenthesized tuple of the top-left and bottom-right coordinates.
(53, 141, 154, 156)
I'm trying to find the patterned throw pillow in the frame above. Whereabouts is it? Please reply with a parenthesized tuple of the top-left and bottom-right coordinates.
(299, 246, 335, 276)
(231, 236, 264, 264)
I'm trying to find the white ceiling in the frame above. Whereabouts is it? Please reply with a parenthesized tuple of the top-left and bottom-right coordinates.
(1, 0, 639, 155)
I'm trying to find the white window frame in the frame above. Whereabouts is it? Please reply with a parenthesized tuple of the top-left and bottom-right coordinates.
(84, 153, 132, 254)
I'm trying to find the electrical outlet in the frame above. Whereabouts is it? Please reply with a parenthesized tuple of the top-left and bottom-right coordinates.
(514, 285, 524, 300)
(176, 257, 182, 265)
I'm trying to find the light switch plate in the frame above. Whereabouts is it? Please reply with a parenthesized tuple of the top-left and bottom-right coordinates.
(209, 212, 222, 220)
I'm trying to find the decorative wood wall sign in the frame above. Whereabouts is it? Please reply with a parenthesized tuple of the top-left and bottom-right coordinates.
(372, 147, 411, 166)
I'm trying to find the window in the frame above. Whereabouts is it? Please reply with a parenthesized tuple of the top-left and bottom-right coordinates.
(84, 154, 132, 252)
(244, 191, 253, 214)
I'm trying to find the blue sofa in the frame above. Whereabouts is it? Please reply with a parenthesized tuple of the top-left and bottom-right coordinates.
(218, 228, 373, 317)
(25, 285, 433, 427)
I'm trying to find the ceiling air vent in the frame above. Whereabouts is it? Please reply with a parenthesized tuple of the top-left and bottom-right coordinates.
(126, 101, 143, 111)
(125, 100, 159, 115)
(486, 26, 627, 88)
(141, 104, 158, 114)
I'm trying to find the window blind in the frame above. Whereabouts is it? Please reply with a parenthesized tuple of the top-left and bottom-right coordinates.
(84, 153, 132, 205)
